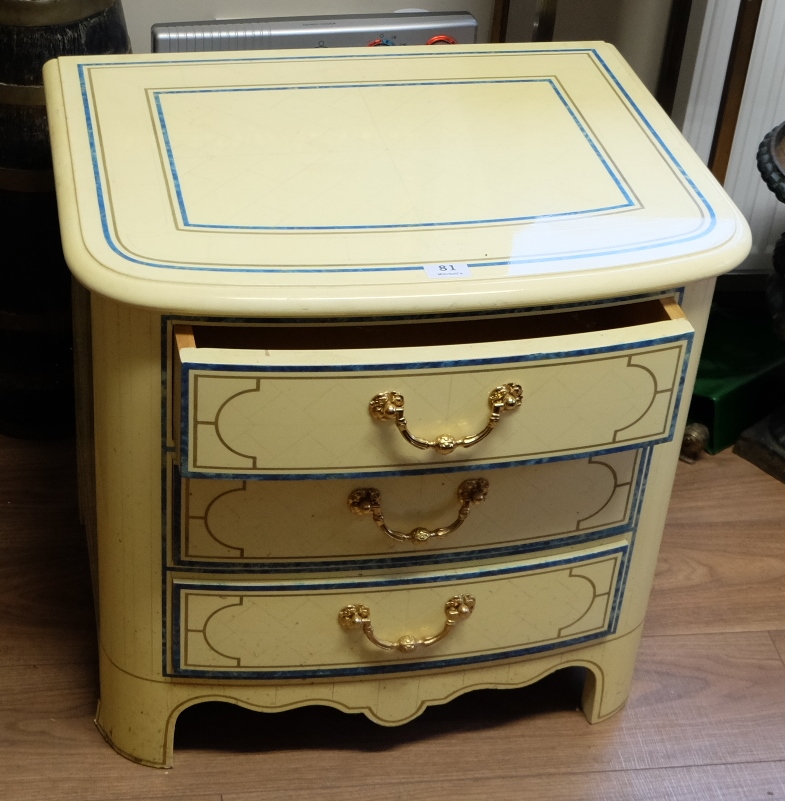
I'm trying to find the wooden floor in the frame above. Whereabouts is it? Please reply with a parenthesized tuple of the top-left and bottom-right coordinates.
(1, 434, 784, 799)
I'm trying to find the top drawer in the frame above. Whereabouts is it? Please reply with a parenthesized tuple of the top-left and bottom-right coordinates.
(175, 298, 692, 479)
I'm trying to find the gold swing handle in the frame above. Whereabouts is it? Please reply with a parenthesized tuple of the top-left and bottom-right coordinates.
(348, 479, 489, 544)
(369, 383, 523, 455)
(338, 595, 476, 653)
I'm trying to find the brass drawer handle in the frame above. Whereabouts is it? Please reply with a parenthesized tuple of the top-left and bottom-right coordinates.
(338, 595, 475, 653)
(369, 383, 523, 454)
(348, 479, 489, 544)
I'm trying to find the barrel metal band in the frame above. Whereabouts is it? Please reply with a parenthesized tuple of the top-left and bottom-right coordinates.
(0, 166, 55, 192)
(0, 81, 46, 106)
(0, 0, 116, 26)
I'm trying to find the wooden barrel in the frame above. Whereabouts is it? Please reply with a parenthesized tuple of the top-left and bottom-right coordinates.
(0, 0, 130, 438)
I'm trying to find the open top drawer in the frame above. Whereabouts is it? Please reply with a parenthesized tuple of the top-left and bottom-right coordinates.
(174, 298, 693, 479)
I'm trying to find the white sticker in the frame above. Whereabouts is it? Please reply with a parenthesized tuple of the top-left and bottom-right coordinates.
(423, 262, 471, 279)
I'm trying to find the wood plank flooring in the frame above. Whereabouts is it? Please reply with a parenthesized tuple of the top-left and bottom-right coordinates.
(0, 435, 784, 799)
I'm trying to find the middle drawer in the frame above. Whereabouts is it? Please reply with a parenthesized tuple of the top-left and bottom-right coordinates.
(172, 449, 644, 571)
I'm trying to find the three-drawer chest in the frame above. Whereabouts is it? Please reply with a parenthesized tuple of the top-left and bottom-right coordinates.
(43, 42, 750, 767)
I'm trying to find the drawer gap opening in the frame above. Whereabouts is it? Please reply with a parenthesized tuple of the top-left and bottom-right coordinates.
(181, 297, 682, 352)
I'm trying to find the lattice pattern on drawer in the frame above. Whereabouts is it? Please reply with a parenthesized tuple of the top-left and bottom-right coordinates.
(169, 542, 627, 679)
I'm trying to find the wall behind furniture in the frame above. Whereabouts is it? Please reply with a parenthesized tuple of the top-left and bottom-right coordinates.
(553, 0, 673, 91)
(121, 0, 497, 52)
(506, 0, 673, 92)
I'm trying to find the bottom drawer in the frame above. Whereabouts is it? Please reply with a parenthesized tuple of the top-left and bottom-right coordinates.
(170, 540, 627, 679)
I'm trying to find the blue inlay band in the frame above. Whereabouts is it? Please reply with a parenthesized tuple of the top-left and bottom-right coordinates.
(177, 328, 692, 479)
(152, 77, 634, 231)
(75, 48, 719, 274)
(167, 542, 627, 679)
(169, 450, 647, 573)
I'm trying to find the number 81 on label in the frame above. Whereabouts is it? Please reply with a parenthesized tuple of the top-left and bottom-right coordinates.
(423, 262, 471, 278)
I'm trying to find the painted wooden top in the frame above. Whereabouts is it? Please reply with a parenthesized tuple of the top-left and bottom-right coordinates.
(44, 42, 750, 316)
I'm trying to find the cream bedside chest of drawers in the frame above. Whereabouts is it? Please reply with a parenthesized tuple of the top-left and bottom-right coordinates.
(43, 42, 750, 767)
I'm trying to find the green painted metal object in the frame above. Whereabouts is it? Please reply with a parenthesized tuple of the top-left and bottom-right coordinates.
(688, 298, 785, 453)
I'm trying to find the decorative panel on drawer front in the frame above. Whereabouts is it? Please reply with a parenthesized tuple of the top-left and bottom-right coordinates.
(169, 540, 627, 679)
(172, 449, 645, 571)
(175, 300, 693, 479)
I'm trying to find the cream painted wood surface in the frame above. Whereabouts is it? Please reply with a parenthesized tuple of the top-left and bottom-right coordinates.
(84, 288, 702, 768)
(95, 625, 644, 767)
(174, 543, 623, 674)
(179, 450, 639, 565)
(179, 314, 691, 477)
(44, 43, 750, 315)
(42, 45, 751, 768)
